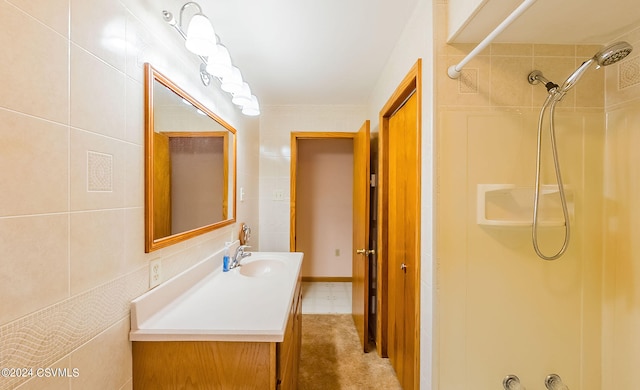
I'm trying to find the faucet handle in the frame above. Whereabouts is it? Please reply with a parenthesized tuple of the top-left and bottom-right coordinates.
(235, 245, 251, 257)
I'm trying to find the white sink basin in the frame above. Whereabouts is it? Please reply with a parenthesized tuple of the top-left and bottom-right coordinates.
(239, 259, 286, 277)
(129, 250, 303, 342)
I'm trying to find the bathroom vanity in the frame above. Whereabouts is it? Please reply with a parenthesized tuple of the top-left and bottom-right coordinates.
(130, 250, 303, 389)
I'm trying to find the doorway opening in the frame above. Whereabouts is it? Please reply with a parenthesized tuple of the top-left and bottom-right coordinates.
(291, 136, 354, 280)
(290, 125, 376, 351)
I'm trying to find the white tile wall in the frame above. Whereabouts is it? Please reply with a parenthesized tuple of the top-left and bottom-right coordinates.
(258, 105, 367, 252)
(0, 0, 260, 389)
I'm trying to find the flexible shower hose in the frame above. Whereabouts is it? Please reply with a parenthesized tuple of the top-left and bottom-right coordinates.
(532, 93, 571, 260)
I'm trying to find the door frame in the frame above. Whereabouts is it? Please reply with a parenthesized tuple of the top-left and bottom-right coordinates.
(377, 59, 422, 383)
(289, 132, 357, 252)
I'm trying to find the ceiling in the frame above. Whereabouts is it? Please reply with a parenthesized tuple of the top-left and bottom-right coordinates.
(194, 0, 419, 106)
(168, 0, 639, 107)
(450, 0, 640, 45)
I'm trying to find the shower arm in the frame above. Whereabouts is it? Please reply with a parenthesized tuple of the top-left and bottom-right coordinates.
(528, 70, 559, 93)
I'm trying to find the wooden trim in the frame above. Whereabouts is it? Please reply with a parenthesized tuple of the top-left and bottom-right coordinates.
(377, 59, 422, 387)
(289, 133, 297, 252)
(160, 131, 229, 138)
(144, 63, 154, 253)
(289, 132, 358, 252)
(301, 276, 353, 283)
(413, 60, 422, 389)
(144, 63, 237, 252)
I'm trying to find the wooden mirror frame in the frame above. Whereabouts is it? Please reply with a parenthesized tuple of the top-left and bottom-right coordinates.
(144, 63, 237, 252)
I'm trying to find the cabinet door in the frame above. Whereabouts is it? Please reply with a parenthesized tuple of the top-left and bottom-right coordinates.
(277, 281, 302, 390)
(133, 341, 273, 389)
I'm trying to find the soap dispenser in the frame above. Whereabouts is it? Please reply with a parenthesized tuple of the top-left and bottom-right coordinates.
(222, 243, 231, 272)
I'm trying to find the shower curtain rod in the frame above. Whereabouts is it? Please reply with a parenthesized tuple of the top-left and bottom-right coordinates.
(447, 0, 537, 79)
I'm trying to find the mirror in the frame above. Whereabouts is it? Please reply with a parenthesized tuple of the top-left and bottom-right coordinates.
(144, 63, 236, 252)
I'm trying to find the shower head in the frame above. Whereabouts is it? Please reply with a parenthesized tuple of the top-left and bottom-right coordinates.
(557, 41, 633, 96)
(595, 41, 633, 66)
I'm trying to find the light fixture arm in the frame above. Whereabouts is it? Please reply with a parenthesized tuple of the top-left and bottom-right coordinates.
(178, 2, 204, 30)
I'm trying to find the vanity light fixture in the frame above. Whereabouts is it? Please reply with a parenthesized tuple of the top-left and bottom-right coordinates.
(162, 2, 260, 116)
(206, 45, 233, 79)
(221, 66, 244, 94)
(184, 11, 216, 56)
(231, 82, 253, 106)
(198, 63, 211, 86)
(163, 2, 216, 56)
(242, 95, 260, 116)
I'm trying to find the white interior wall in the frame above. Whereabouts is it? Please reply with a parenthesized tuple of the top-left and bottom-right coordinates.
(366, 0, 435, 387)
(257, 105, 367, 252)
(296, 138, 354, 278)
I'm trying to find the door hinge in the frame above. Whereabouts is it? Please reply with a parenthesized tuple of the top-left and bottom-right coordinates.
(370, 174, 376, 187)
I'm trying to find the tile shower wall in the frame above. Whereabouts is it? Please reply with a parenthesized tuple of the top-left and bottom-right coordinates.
(602, 23, 640, 390)
(0, 1, 258, 389)
(258, 105, 366, 252)
(435, 1, 609, 389)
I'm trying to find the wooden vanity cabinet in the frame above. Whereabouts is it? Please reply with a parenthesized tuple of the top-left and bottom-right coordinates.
(132, 279, 302, 390)
(277, 280, 302, 389)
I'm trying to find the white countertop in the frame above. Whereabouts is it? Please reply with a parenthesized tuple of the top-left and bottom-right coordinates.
(129, 250, 303, 343)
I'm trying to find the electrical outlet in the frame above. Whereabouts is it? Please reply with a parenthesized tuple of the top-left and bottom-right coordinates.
(335, 249, 340, 256)
(149, 258, 162, 288)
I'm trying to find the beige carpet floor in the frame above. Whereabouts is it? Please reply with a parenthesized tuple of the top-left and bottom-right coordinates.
(299, 314, 402, 390)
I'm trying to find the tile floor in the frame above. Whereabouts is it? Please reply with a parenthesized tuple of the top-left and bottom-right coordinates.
(301, 282, 352, 314)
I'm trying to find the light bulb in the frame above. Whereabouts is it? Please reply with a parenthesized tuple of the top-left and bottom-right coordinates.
(242, 95, 260, 116)
(221, 66, 244, 94)
(206, 45, 233, 79)
(232, 83, 253, 106)
(185, 13, 216, 56)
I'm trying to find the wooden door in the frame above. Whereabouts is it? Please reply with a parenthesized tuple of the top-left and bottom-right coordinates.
(352, 121, 371, 352)
(153, 132, 171, 238)
(388, 92, 418, 389)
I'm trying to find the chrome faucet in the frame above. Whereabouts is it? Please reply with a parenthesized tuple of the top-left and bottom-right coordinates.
(230, 245, 251, 269)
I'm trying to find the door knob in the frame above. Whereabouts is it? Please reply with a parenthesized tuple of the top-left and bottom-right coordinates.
(400, 263, 407, 271)
(356, 249, 375, 255)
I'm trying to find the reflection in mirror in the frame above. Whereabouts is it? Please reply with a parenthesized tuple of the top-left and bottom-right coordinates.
(145, 63, 236, 252)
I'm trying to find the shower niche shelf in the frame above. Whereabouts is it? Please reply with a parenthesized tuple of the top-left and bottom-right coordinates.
(477, 184, 573, 227)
